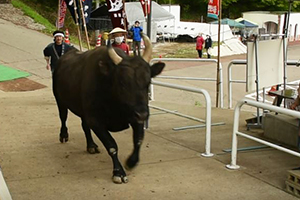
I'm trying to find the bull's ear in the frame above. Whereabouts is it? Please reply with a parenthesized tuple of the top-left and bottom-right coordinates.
(150, 62, 165, 78)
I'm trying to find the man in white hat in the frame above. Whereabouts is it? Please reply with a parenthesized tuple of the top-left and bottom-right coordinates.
(43, 30, 74, 74)
(109, 27, 129, 55)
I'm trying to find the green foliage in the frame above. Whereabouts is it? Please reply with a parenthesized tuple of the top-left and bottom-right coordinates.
(171, 0, 300, 21)
(195, 101, 202, 107)
(11, 0, 56, 35)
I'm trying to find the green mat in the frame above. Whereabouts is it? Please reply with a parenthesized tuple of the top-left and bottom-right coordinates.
(0, 64, 31, 82)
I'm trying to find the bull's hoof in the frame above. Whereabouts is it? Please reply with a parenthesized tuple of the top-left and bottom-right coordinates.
(59, 136, 69, 143)
(125, 157, 138, 170)
(112, 169, 128, 184)
(112, 175, 128, 184)
(87, 147, 100, 154)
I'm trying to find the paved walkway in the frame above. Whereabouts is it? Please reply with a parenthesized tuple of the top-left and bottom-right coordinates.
(1, 18, 300, 199)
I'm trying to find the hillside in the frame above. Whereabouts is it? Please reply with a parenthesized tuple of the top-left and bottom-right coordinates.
(0, 3, 44, 30)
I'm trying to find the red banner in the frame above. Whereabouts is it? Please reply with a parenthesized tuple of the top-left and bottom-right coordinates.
(207, 0, 219, 19)
(56, 0, 67, 28)
(139, 0, 151, 17)
(106, 0, 128, 30)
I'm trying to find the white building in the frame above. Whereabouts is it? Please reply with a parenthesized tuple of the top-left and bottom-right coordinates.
(243, 11, 300, 41)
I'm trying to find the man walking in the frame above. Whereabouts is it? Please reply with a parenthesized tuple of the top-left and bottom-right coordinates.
(130, 21, 143, 56)
(43, 30, 74, 74)
(204, 34, 212, 58)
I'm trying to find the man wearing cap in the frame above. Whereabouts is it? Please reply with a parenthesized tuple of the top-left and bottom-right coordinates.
(43, 30, 74, 74)
(109, 27, 129, 55)
(130, 21, 143, 56)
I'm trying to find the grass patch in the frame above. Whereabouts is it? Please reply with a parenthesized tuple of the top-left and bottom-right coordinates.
(11, 0, 89, 48)
(11, 0, 56, 35)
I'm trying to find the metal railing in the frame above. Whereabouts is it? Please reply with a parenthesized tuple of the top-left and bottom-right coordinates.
(226, 98, 300, 170)
(151, 80, 214, 157)
(227, 59, 300, 109)
(150, 58, 223, 108)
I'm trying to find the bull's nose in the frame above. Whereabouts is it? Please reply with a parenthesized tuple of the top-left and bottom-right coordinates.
(134, 111, 148, 123)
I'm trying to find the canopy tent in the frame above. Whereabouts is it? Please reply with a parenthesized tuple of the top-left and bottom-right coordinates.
(89, 2, 175, 30)
(235, 18, 258, 28)
(125, 2, 175, 25)
(211, 18, 245, 28)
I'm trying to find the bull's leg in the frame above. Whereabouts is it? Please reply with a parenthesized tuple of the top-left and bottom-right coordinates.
(126, 123, 144, 169)
(92, 128, 128, 184)
(58, 105, 69, 143)
(81, 119, 100, 154)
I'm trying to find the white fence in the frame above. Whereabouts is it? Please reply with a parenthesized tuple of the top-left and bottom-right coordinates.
(226, 98, 300, 170)
(227, 59, 300, 108)
(151, 80, 214, 157)
(150, 58, 223, 108)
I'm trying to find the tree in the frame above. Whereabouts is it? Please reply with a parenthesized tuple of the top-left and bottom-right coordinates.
(167, 0, 300, 21)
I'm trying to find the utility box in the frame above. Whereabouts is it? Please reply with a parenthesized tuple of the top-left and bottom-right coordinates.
(263, 113, 299, 148)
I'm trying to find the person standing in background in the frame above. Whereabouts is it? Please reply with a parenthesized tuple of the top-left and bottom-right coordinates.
(43, 30, 74, 74)
(130, 21, 143, 56)
(204, 34, 212, 58)
(109, 27, 129, 55)
(196, 33, 204, 58)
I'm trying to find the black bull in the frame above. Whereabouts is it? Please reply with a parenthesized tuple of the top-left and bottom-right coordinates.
(53, 35, 165, 183)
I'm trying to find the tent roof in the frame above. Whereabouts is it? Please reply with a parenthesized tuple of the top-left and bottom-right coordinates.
(235, 18, 258, 27)
(125, 2, 175, 25)
(90, 2, 175, 25)
(211, 18, 245, 28)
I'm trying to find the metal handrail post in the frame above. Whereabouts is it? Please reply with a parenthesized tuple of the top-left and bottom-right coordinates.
(151, 80, 213, 157)
(150, 58, 223, 108)
(227, 59, 298, 109)
(227, 60, 247, 109)
(219, 62, 224, 108)
(226, 98, 300, 170)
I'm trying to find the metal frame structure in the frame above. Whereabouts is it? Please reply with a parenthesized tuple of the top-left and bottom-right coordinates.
(151, 80, 214, 157)
(226, 98, 300, 170)
(227, 59, 299, 109)
(150, 58, 224, 108)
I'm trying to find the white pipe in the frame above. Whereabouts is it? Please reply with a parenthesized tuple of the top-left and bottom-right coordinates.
(227, 60, 247, 109)
(227, 59, 299, 109)
(226, 98, 300, 170)
(150, 58, 223, 108)
(151, 80, 213, 157)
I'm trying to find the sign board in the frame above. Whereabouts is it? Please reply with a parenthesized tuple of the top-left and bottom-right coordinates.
(207, 0, 219, 19)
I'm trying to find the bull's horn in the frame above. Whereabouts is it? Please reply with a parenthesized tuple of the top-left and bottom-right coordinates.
(108, 46, 123, 65)
(142, 34, 152, 63)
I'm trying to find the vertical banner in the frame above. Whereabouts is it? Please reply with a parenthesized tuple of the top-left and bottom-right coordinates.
(56, 0, 67, 28)
(82, 0, 92, 23)
(64, 0, 81, 24)
(207, 0, 219, 19)
(106, 0, 128, 30)
(139, 0, 151, 17)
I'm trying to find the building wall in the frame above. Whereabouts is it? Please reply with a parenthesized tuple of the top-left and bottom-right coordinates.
(280, 13, 300, 41)
(243, 11, 278, 30)
(243, 11, 300, 41)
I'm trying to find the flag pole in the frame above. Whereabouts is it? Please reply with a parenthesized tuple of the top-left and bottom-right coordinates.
(78, 0, 90, 50)
(73, 0, 83, 51)
(216, 0, 222, 107)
